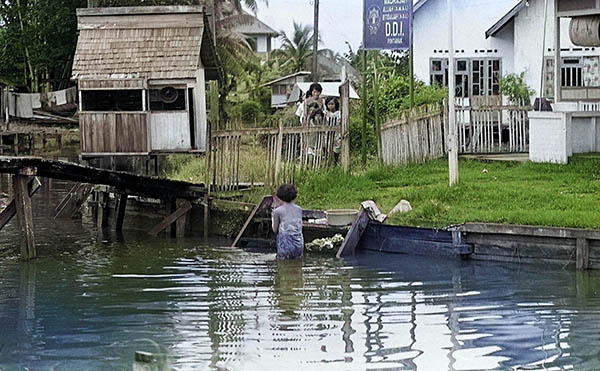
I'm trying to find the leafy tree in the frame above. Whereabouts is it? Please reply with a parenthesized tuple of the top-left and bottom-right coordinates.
(274, 21, 315, 73)
(0, 0, 87, 91)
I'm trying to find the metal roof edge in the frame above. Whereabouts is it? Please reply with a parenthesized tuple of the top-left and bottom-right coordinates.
(261, 71, 312, 87)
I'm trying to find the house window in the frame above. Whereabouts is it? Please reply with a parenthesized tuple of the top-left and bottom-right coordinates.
(273, 84, 287, 95)
(562, 58, 583, 87)
(81, 90, 143, 112)
(149, 87, 186, 111)
(430, 59, 448, 87)
(430, 57, 501, 97)
(543, 56, 600, 99)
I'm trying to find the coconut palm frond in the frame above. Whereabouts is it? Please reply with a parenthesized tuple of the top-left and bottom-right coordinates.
(216, 13, 257, 30)
(276, 21, 315, 72)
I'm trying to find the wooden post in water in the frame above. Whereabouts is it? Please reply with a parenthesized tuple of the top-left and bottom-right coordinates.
(175, 199, 187, 238)
(96, 190, 109, 230)
(56, 131, 63, 152)
(203, 193, 209, 239)
(115, 194, 128, 232)
(13, 171, 36, 260)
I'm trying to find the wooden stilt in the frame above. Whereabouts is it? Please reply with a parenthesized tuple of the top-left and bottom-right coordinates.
(0, 177, 40, 231)
(13, 174, 36, 260)
(148, 199, 192, 237)
(175, 199, 188, 238)
(203, 193, 209, 239)
(96, 191, 109, 230)
(115, 194, 128, 231)
(55, 183, 79, 217)
(56, 132, 63, 152)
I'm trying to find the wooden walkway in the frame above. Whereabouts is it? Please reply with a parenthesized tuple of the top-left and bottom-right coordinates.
(0, 156, 206, 199)
(0, 156, 208, 260)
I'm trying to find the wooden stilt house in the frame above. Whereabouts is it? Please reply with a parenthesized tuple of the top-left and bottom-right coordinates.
(72, 6, 222, 157)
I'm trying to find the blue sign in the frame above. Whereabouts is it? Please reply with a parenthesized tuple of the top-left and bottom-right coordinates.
(363, 0, 412, 50)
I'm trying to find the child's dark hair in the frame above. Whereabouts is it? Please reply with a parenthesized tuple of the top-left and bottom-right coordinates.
(325, 96, 340, 111)
(309, 83, 323, 94)
(276, 184, 297, 203)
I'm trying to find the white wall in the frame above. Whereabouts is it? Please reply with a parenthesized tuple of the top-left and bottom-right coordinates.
(413, 0, 518, 85)
(529, 111, 570, 164)
(571, 117, 598, 153)
(415, 0, 600, 99)
(256, 36, 269, 53)
(514, 0, 600, 98)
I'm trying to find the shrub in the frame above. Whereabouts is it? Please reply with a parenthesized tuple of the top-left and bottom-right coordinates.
(240, 101, 262, 124)
(500, 72, 535, 104)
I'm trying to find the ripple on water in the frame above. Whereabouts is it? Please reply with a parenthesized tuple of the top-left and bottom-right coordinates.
(3, 195, 600, 369)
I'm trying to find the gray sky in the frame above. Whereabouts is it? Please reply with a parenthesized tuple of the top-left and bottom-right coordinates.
(249, 0, 363, 54)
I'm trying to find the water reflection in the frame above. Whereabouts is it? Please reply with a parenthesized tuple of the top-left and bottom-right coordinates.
(274, 259, 304, 317)
(3, 186, 600, 369)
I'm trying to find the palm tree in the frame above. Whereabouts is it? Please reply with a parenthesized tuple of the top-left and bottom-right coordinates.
(275, 21, 315, 73)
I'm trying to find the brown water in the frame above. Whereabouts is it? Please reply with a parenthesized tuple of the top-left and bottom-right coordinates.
(2, 179, 600, 370)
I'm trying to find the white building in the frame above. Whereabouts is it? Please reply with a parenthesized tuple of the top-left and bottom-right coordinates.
(263, 72, 312, 108)
(414, 0, 600, 102)
(233, 12, 279, 54)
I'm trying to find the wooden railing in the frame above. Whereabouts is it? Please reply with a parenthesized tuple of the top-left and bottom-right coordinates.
(456, 99, 530, 153)
(380, 98, 532, 165)
(209, 119, 342, 191)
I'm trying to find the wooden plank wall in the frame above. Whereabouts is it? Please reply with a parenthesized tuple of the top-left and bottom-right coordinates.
(150, 112, 190, 150)
(381, 103, 446, 165)
(80, 112, 149, 154)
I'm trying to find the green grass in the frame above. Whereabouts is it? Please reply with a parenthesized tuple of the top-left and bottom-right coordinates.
(166, 154, 600, 230)
(294, 156, 600, 229)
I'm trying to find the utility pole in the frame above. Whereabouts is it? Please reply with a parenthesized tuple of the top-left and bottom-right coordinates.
(448, 0, 459, 186)
(362, 49, 368, 166)
(312, 0, 320, 81)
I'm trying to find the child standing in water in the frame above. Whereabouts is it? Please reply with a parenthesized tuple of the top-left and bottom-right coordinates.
(272, 184, 304, 260)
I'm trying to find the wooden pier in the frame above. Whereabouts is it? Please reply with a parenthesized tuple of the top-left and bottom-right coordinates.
(0, 131, 64, 156)
(0, 156, 207, 260)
